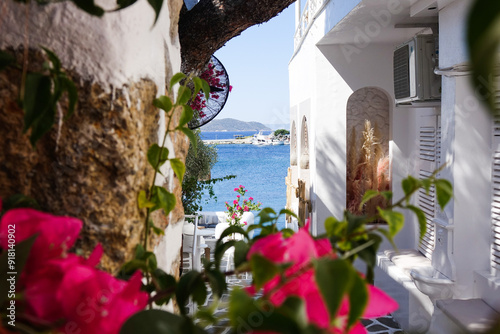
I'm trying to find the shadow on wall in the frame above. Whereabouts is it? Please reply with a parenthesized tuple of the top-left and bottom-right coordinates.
(314, 119, 347, 234)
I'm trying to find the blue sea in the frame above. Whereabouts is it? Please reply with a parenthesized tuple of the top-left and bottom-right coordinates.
(198, 132, 289, 229)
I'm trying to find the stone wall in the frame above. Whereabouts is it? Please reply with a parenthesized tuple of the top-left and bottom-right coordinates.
(0, 0, 186, 275)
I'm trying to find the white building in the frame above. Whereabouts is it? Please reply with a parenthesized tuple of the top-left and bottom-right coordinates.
(287, 0, 500, 332)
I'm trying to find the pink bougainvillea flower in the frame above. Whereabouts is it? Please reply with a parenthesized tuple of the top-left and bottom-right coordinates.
(234, 188, 239, 191)
(237, 206, 242, 211)
(57, 267, 148, 334)
(239, 185, 244, 188)
(23, 244, 104, 323)
(237, 195, 240, 198)
(246, 222, 398, 333)
(0, 208, 82, 274)
(244, 206, 249, 212)
(244, 221, 248, 225)
(233, 200, 238, 205)
(248, 197, 254, 201)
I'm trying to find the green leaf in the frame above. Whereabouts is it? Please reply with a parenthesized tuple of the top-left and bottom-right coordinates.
(280, 228, 295, 238)
(0, 234, 38, 306)
(434, 179, 453, 210)
(29, 100, 56, 146)
(359, 189, 379, 209)
(250, 253, 279, 290)
(59, 75, 78, 118)
(1, 194, 39, 212)
(116, 0, 138, 10)
(149, 220, 165, 236)
(233, 240, 250, 269)
(152, 268, 176, 305)
(278, 297, 308, 329)
(120, 309, 207, 334)
(0, 50, 15, 71)
(314, 258, 353, 319)
(135, 244, 145, 259)
(71, 0, 105, 16)
(200, 78, 210, 100)
(153, 95, 173, 113)
(347, 273, 368, 329)
(150, 186, 176, 215)
(214, 240, 237, 270)
(178, 126, 197, 156)
(176, 270, 207, 314)
(170, 158, 185, 183)
(170, 73, 187, 89)
(192, 77, 203, 97)
(380, 191, 393, 202)
(216, 225, 248, 246)
(377, 208, 404, 237)
(324, 216, 346, 239)
(279, 208, 298, 219)
(137, 190, 154, 209)
(401, 175, 421, 199)
(23, 73, 51, 132)
(205, 269, 227, 299)
(353, 234, 382, 269)
(467, 0, 500, 113)
(120, 259, 149, 275)
(41, 47, 61, 72)
(345, 211, 366, 235)
(147, 144, 169, 170)
(407, 205, 427, 241)
(179, 104, 194, 127)
(421, 178, 432, 194)
(176, 85, 192, 105)
(228, 289, 304, 333)
(375, 228, 397, 250)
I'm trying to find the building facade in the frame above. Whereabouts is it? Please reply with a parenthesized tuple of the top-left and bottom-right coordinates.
(287, 0, 500, 332)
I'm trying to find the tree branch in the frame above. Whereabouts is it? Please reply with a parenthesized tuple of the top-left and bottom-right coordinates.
(179, 0, 295, 72)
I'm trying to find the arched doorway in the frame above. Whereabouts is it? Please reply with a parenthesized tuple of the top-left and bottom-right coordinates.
(346, 87, 390, 216)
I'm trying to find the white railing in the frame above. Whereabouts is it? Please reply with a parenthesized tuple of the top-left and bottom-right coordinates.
(293, 0, 330, 54)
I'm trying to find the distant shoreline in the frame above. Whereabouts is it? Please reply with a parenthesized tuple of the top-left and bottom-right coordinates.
(203, 137, 253, 145)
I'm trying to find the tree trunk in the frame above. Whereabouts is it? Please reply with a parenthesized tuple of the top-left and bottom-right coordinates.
(179, 0, 295, 72)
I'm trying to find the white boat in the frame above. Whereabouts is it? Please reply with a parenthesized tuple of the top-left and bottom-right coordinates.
(252, 131, 272, 145)
(272, 140, 284, 145)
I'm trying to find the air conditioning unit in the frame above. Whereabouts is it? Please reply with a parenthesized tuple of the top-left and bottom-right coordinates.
(393, 34, 441, 104)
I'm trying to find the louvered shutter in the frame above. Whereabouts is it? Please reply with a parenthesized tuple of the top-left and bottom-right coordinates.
(492, 111, 500, 271)
(418, 115, 439, 259)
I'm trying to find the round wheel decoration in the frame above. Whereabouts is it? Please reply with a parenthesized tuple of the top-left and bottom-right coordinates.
(188, 55, 231, 129)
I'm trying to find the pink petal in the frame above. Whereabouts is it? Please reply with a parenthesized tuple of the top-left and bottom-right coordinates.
(247, 233, 286, 263)
(363, 285, 398, 318)
(314, 238, 333, 257)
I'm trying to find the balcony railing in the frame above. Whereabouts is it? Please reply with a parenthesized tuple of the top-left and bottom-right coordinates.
(293, 0, 330, 54)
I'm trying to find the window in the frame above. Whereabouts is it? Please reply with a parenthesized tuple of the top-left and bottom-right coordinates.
(418, 115, 440, 259)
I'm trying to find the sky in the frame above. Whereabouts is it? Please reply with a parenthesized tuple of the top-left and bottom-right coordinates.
(213, 5, 295, 127)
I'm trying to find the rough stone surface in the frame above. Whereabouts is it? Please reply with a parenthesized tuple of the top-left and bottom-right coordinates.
(0, 48, 187, 273)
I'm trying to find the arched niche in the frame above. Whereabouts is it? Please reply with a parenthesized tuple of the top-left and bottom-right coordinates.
(346, 87, 390, 216)
(291, 121, 298, 166)
(300, 116, 309, 169)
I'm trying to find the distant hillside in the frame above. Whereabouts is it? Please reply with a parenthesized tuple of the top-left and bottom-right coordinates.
(200, 118, 272, 132)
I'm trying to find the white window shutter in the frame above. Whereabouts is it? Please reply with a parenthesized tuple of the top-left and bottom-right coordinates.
(418, 115, 439, 259)
(492, 105, 500, 271)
